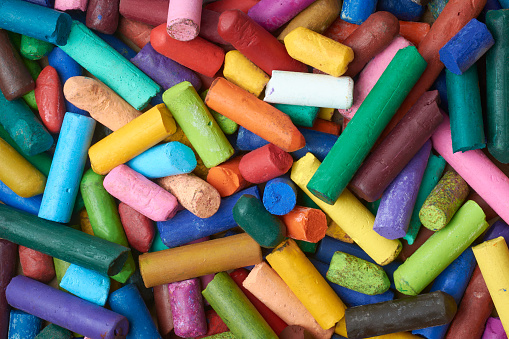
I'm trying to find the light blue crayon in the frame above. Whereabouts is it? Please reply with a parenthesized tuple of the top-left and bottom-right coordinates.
(59, 264, 110, 306)
(0, 180, 41, 215)
(8, 309, 42, 339)
(0, 0, 72, 46)
(59, 21, 160, 110)
(108, 284, 161, 339)
(127, 142, 197, 179)
(412, 248, 476, 339)
(262, 176, 297, 215)
(39, 113, 95, 223)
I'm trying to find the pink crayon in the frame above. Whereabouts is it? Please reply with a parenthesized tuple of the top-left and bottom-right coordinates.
(482, 317, 507, 339)
(432, 113, 509, 226)
(338, 36, 411, 120)
(103, 164, 179, 222)
(54, 0, 89, 11)
(167, 0, 202, 41)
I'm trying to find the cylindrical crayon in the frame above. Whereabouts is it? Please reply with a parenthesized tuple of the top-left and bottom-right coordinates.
(273, 104, 319, 128)
(247, 0, 315, 32)
(20, 35, 53, 60)
(60, 21, 160, 110)
(109, 284, 161, 339)
(202, 272, 279, 339)
(168, 279, 207, 337)
(163, 81, 234, 168)
(59, 264, 110, 306)
(196, 309, 229, 338)
(340, 0, 377, 24)
(139, 233, 262, 287)
(307, 46, 427, 205)
(217, 9, 307, 75)
(373, 141, 431, 239)
(349, 90, 442, 202)
(0, 239, 17, 339)
(263, 177, 297, 215)
(0, 180, 41, 215)
(34, 324, 72, 339)
(86, 0, 120, 34)
(200, 9, 231, 45)
(157, 186, 259, 248)
(201, 89, 239, 136)
(88, 104, 176, 175)
(399, 20, 430, 46)
(6, 276, 128, 339)
(18, 246, 55, 283)
(481, 317, 505, 339)
(154, 284, 174, 337)
(0, 0, 72, 45)
(292, 128, 339, 162)
(166, 0, 202, 41)
(266, 239, 345, 329)
(205, 78, 305, 152)
(206, 156, 250, 197)
(291, 154, 402, 266)
(281, 206, 327, 243)
(238, 144, 293, 184)
(34, 66, 65, 134)
(223, 50, 269, 97)
(8, 309, 42, 338)
(119, 0, 167, 26)
(39, 113, 95, 223)
(345, 291, 457, 339)
(243, 262, 335, 339)
(394, 201, 488, 296)
(54, 0, 88, 11)
(118, 202, 155, 253)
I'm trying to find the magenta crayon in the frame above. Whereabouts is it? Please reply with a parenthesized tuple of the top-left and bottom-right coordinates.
(6, 275, 128, 339)
(103, 164, 179, 222)
(169, 278, 207, 337)
(247, 0, 316, 32)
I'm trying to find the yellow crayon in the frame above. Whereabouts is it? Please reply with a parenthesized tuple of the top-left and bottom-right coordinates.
(88, 104, 177, 175)
(223, 50, 270, 97)
(335, 318, 347, 337)
(266, 239, 346, 330)
(284, 27, 354, 77)
(318, 107, 335, 121)
(367, 333, 422, 339)
(291, 153, 401, 265)
(326, 220, 354, 243)
(79, 209, 95, 236)
(473, 237, 509, 337)
(0, 137, 46, 198)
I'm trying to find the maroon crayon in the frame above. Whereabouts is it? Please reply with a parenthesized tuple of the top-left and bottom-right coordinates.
(119, 202, 155, 253)
(0, 239, 17, 339)
(86, 0, 120, 34)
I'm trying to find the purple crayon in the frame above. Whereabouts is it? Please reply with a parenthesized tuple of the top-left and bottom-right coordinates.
(5, 276, 128, 339)
(130, 43, 202, 92)
(247, 0, 316, 32)
(168, 278, 207, 338)
(482, 317, 507, 339)
(373, 140, 432, 240)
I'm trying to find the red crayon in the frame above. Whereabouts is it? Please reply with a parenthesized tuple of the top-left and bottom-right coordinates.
(34, 66, 65, 134)
(238, 144, 293, 184)
(205, 0, 259, 14)
(118, 17, 153, 49)
(119, 0, 168, 26)
(18, 246, 55, 284)
(217, 9, 307, 76)
(118, 202, 155, 253)
(195, 309, 230, 338)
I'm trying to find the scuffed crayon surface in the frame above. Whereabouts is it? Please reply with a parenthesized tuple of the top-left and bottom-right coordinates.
(168, 278, 207, 338)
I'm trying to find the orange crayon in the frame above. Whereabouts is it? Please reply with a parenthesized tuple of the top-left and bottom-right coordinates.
(281, 206, 328, 243)
(206, 156, 250, 197)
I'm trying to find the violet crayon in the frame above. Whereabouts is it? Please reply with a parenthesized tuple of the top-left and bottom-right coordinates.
(0, 239, 17, 339)
(6, 275, 128, 339)
(484, 220, 509, 243)
(168, 278, 207, 338)
(482, 317, 506, 339)
(373, 141, 431, 240)
(108, 284, 161, 339)
(130, 43, 202, 91)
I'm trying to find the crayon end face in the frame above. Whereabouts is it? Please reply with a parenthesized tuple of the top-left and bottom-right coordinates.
(307, 185, 335, 205)
(167, 19, 199, 42)
(393, 270, 419, 296)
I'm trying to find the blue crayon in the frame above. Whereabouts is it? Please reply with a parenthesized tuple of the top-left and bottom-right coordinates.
(315, 236, 401, 289)
(377, 0, 426, 21)
(483, 220, 509, 242)
(150, 91, 164, 106)
(157, 186, 260, 248)
(272, 103, 319, 127)
(292, 129, 338, 161)
(8, 309, 42, 339)
(0, 0, 72, 46)
(96, 33, 137, 60)
(127, 142, 197, 179)
(59, 264, 111, 306)
(123, 257, 154, 306)
(23, 0, 53, 6)
(131, 43, 202, 92)
(109, 284, 162, 339)
(262, 176, 297, 215)
(39, 113, 96, 223)
(340, 0, 378, 24)
(0, 180, 41, 215)
(235, 127, 270, 151)
(439, 18, 495, 75)
(501, 0, 509, 7)
(412, 248, 476, 339)
(310, 258, 394, 307)
(433, 70, 449, 111)
(0, 92, 54, 157)
(47, 47, 87, 115)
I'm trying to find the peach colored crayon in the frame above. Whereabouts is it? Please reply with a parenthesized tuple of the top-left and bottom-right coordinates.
(118, 17, 153, 49)
(64, 76, 141, 131)
(206, 156, 250, 197)
(205, 78, 305, 152)
(54, 0, 88, 11)
(103, 165, 179, 222)
(281, 206, 328, 243)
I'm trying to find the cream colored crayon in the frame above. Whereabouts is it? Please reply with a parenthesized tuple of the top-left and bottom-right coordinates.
(291, 153, 401, 265)
(266, 239, 346, 329)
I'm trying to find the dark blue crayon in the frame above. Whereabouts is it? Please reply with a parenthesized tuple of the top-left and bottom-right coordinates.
(235, 126, 270, 151)
(439, 18, 495, 75)
(8, 309, 42, 339)
(315, 236, 401, 289)
(479, 0, 503, 22)
(157, 186, 260, 248)
(262, 176, 297, 215)
(377, 0, 426, 21)
(47, 47, 87, 116)
(108, 284, 161, 339)
(340, 0, 378, 24)
(500, 0, 509, 7)
(432, 69, 449, 111)
(0, 0, 72, 46)
(0, 180, 41, 215)
(483, 220, 509, 242)
(22, 0, 53, 6)
(95, 32, 137, 60)
(130, 43, 202, 92)
(124, 250, 154, 305)
(150, 91, 164, 106)
(310, 258, 394, 307)
(412, 248, 476, 339)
